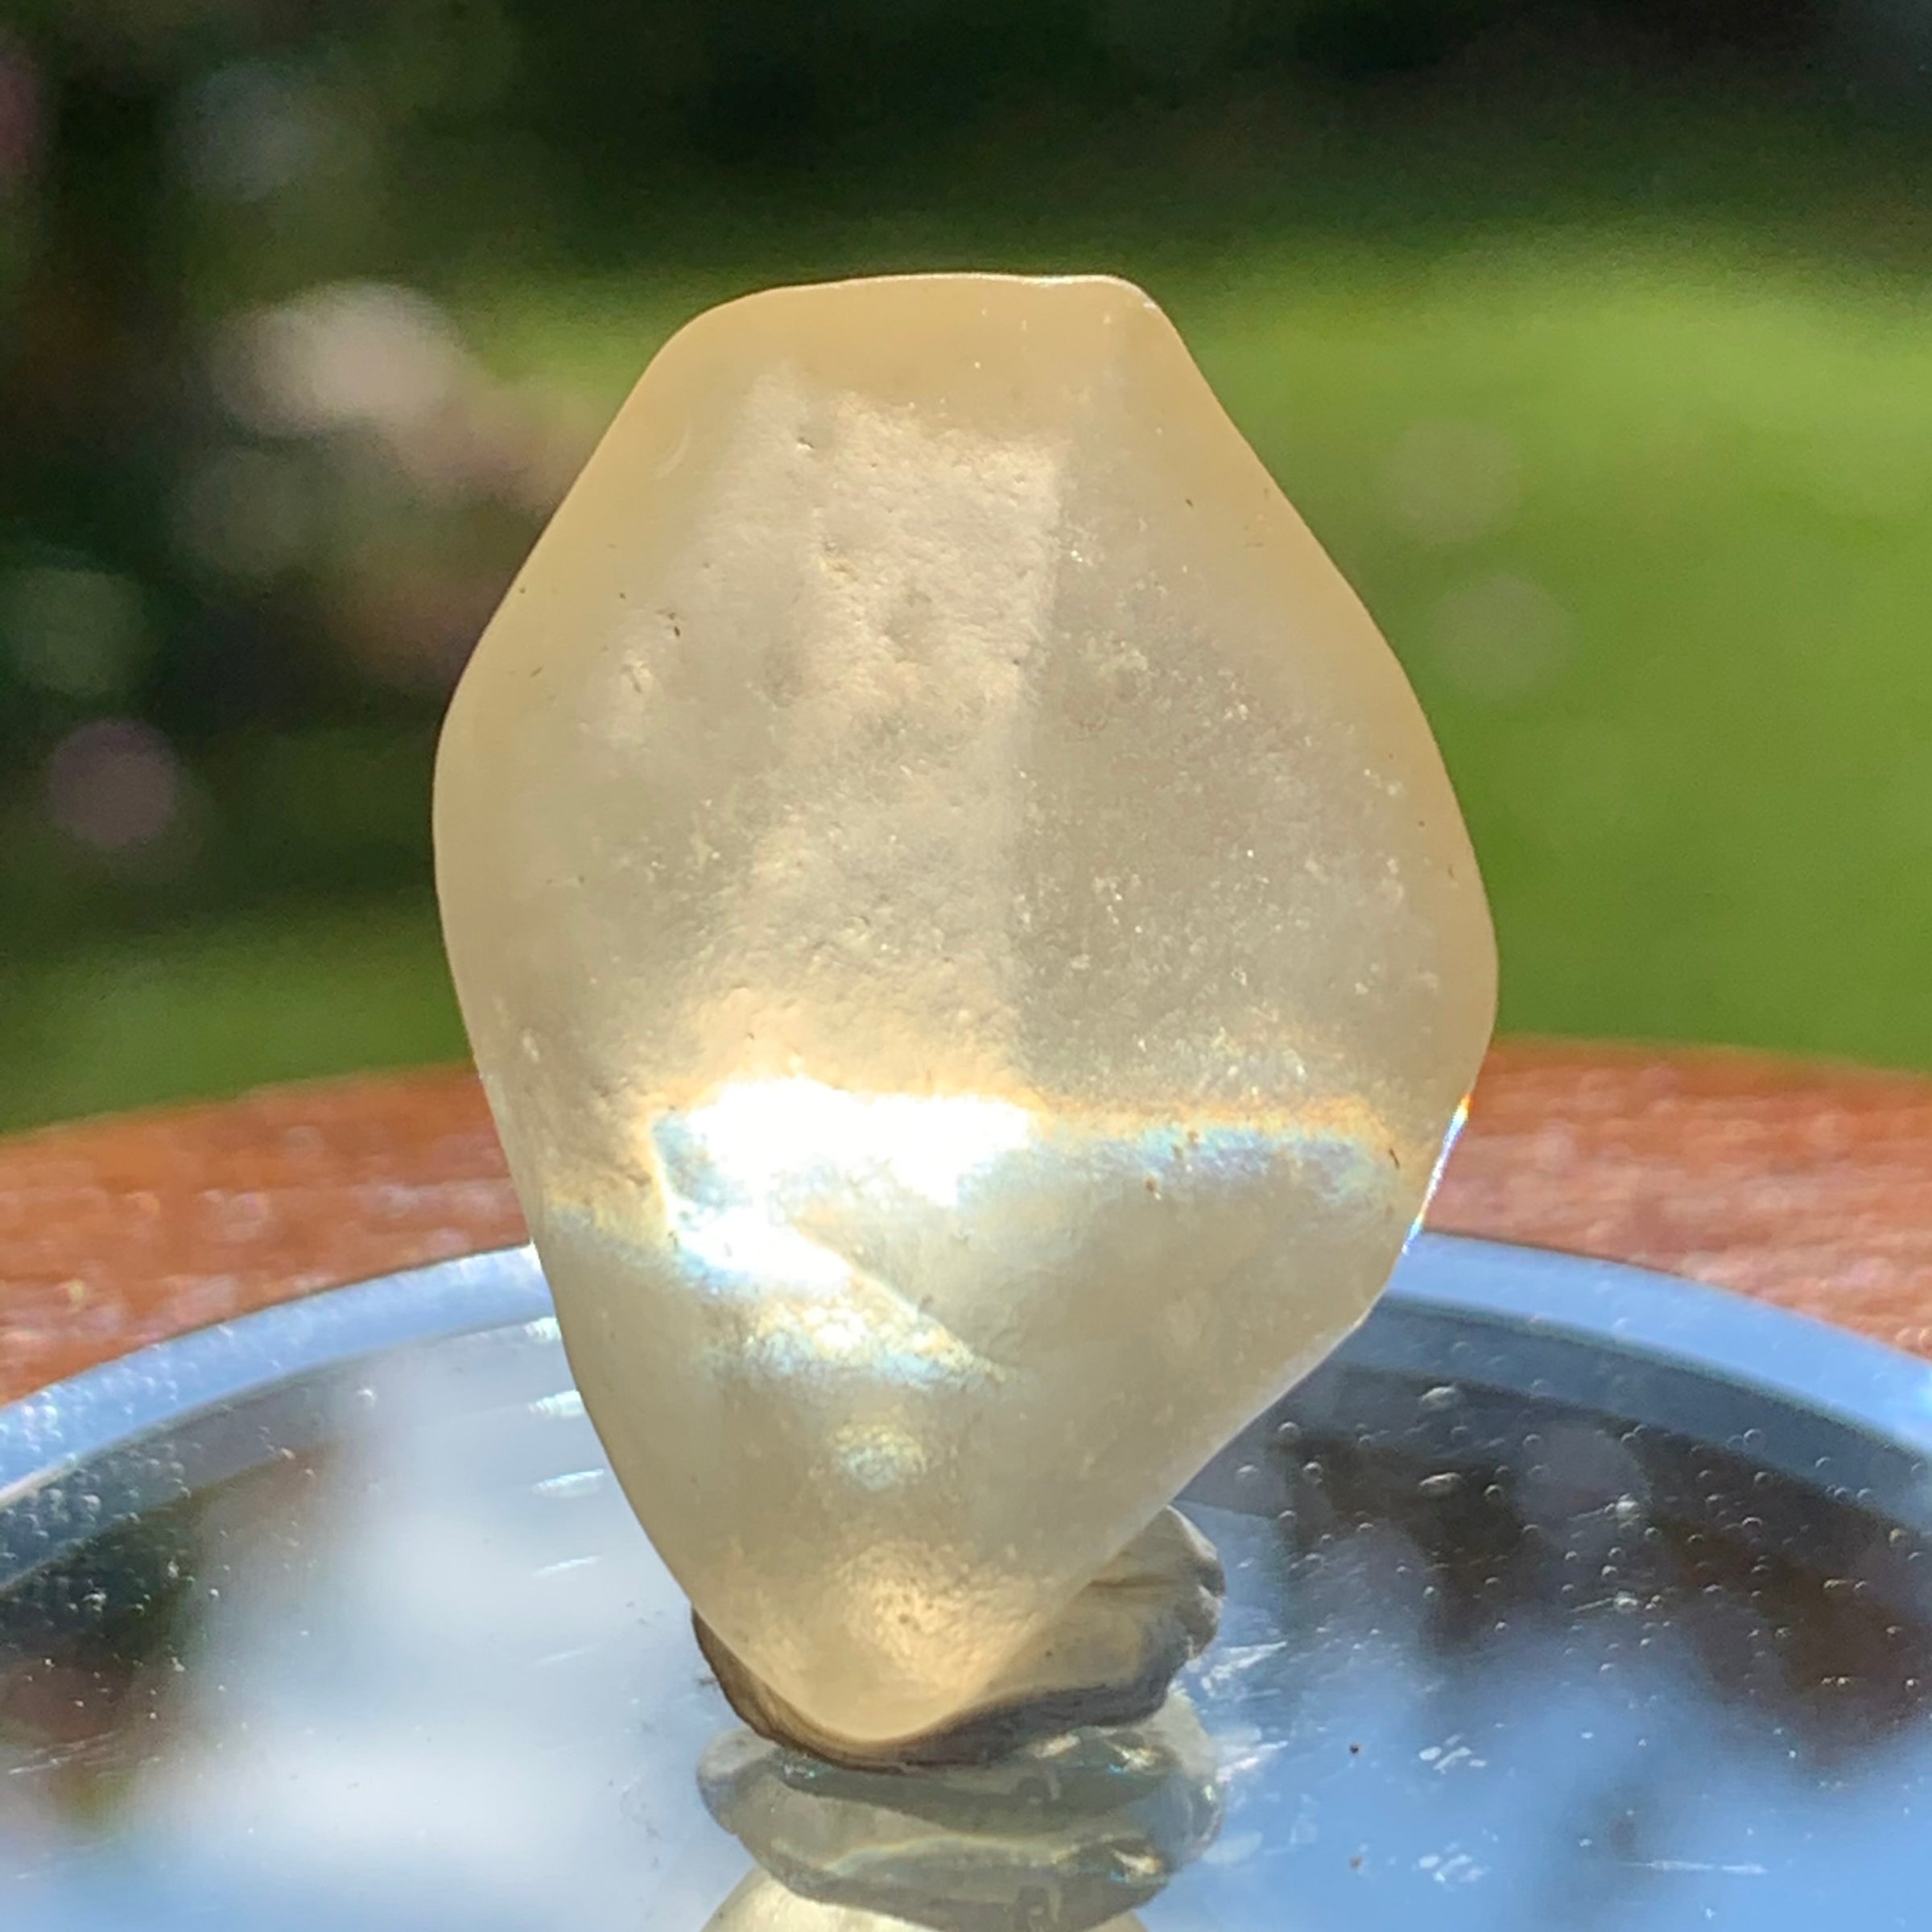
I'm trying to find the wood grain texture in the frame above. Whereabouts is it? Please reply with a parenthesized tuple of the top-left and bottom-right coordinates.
(2, 1040, 1930, 1405)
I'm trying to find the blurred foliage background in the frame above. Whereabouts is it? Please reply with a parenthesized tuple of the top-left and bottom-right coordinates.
(2, 0, 1931, 1131)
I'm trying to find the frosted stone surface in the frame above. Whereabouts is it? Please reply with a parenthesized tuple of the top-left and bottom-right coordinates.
(435, 273, 1495, 1752)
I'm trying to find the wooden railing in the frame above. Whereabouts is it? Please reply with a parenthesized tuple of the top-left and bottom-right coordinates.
(3, 1039, 1930, 1404)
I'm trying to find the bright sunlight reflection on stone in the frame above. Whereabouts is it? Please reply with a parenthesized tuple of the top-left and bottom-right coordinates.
(651, 1079, 1034, 1290)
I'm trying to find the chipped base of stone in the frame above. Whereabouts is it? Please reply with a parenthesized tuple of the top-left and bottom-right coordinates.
(694, 1507, 1224, 1769)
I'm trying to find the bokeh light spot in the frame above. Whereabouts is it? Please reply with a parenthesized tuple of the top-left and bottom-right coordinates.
(1385, 419, 1523, 547)
(1428, 572, 1571, 704)
(45, 719, 185, 853)
(2, 564, 151, 700)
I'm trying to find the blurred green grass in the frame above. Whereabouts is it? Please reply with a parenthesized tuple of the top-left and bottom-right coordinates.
(0, 900, 464, 1129)
(9, 214, 1932, 1130)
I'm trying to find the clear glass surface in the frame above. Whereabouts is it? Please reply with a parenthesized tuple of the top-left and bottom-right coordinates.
(3, 1236, 1930, 1930)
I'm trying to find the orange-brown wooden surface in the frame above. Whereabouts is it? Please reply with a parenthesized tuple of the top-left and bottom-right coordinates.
(2, 1041, 1931, 1405)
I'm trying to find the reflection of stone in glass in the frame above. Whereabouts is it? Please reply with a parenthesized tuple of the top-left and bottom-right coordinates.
(436, 271, 1496, 1755)
(704, 1872, 1145, 1932)
(700, 1691, 1218, 1932)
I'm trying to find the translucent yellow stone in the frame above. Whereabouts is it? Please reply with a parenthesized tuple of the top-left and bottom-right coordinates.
(434, 273, 1495, 1753)
(696, 1506, 1224, 1767)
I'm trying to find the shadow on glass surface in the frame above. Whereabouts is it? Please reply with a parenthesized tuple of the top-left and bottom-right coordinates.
(3, 1236, 1931, 1930)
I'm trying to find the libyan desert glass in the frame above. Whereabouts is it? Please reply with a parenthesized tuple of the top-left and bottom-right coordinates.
(696, 1507, 1224, 1768)
(434, 272, 1496, 1751)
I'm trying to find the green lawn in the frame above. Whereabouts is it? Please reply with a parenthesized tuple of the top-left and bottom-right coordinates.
(474, 230, 1932, 1068)
(0, 901, 467, 1132)
(8, 218, 1932, 1132)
